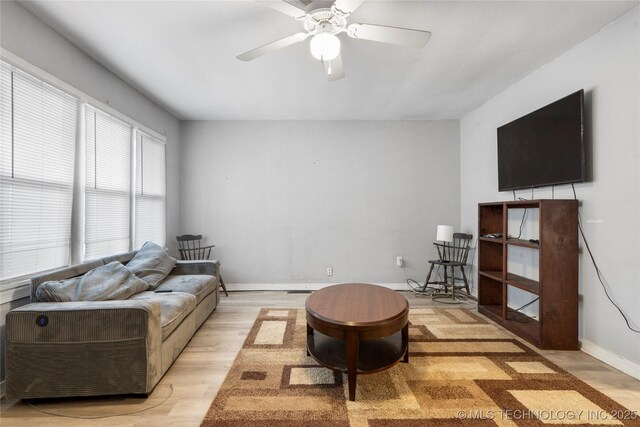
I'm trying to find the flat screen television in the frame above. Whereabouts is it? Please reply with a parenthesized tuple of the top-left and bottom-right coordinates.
(497, 89, 585, 191)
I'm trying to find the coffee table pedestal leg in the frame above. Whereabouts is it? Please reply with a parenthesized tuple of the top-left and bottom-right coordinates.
(346, 330, 359, 401)
(306, 324, 313, 356)
(402, 322, 409, 363)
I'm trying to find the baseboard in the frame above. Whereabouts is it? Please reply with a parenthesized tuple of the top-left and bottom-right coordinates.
(227, 283, 412, 292)
(580, 339, 640, 380)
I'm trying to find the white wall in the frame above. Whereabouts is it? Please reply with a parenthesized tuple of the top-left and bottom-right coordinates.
(0, 1, 182, 385)
(0, 1, 181, 255)
(181, 120, 460, 286)
(460, 7, 640, 375)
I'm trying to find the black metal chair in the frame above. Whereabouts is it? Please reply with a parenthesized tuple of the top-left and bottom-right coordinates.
(176, 234, 228, 296)
(422, 233, 473, 301)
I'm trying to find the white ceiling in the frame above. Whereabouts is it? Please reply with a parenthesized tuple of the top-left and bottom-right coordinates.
(22, 1, 639, 120)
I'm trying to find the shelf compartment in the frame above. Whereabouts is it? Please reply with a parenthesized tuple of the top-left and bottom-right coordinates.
(479, 270, 503, 282)
(478, 240, 503, 272)
(507, 238, 540, 249)
(478, 304, 502, 321)
(506, 273, 539, 295)
(505, 307, 540, 344)
(478, 204, 504, 238)
(478, 305, 540, 346)
(479, 237, 504, 244)
(478, 274, 503, 307)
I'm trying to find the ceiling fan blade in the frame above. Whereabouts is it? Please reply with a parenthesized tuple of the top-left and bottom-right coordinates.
(347, 23, 431, 48)
(324, 54, 345, 81)
(237, 32, 310, 62)
(258, 0, 307, 19)
(332, 0, 366, 15)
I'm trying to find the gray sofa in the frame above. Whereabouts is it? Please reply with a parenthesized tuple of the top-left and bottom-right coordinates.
(5, 250, 221, 399)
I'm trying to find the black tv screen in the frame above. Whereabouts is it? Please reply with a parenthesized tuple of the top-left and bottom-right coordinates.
(497, 90, 585, 191)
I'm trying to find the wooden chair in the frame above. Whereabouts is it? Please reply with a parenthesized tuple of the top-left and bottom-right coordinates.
(176, 234, 228, 296)
(421, 233, 473, 301)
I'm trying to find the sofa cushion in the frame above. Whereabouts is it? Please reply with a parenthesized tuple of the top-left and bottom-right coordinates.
(36, 261, 149, 302)
(128, 291, 196, 340)
(126, 242, 177, 289)
(155, 274, 217, 304)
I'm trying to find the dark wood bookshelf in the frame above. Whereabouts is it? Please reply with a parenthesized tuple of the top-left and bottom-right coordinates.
(477, 200, 579, 350)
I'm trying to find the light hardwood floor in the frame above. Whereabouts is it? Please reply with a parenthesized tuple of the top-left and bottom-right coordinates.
(1, 291, 639, 426)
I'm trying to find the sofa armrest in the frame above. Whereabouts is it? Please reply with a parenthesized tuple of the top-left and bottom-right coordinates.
(7, 300, 161, 341)
(6, 300, 162, 399)
(170, 260, 220, 277)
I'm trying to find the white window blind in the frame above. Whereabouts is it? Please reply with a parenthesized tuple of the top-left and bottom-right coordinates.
(84, 105, 132, 259)
(135, 131, 166, 248)
(0, 61, 77, 282)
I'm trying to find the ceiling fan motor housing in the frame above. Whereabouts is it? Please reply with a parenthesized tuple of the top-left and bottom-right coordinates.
(303, 8, 348, 35)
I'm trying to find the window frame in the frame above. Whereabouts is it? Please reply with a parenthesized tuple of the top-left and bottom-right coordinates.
(83, 104, 135, 260)
(134, 130, 167, 249)
(0, 62, 79, 293)
(0, 49, 167, 302)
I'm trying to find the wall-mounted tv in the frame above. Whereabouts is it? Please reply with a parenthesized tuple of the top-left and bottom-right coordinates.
(497, 89, 585, 191)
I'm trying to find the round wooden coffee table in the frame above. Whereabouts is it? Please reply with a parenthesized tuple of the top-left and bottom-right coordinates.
(305, 283, 409, 401)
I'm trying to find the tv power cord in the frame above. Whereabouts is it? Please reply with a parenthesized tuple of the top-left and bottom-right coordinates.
(507, 297, 540, 323)
(572, 184, 640, 334)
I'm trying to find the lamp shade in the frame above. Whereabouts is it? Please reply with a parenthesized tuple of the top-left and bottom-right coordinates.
(436, 225, 454, 242)
(310, 33, 340, 61)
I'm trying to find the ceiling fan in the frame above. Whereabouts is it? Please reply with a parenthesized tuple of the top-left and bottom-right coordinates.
(237, 0, 432, 81)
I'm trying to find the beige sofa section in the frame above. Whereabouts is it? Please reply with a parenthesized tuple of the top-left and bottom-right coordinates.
(5, 251, 221, 399)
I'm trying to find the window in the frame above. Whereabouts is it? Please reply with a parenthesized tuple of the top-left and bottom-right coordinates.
(0, 62, 78, 281)
(0, 56, 167, 289)
(84, 105, 132, 260)
(135, 132, 166, 248)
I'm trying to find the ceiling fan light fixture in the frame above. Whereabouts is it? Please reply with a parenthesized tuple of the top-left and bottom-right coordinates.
(310, 33, 340, 61)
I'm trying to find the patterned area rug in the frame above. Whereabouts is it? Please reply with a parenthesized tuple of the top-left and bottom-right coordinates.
(201, 308, 639, 426)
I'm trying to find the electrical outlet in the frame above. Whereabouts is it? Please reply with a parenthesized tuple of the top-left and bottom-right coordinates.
(396, 256, 403, 268)
(326, 266, 333, 276)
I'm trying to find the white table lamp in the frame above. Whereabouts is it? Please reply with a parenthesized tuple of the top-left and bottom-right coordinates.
(436, 225, 454, 242)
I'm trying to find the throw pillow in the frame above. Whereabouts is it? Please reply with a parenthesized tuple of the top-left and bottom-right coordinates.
(36, 261, 149, 302)
(35, 277, 79, 302)
(126, 241, 177, 289)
